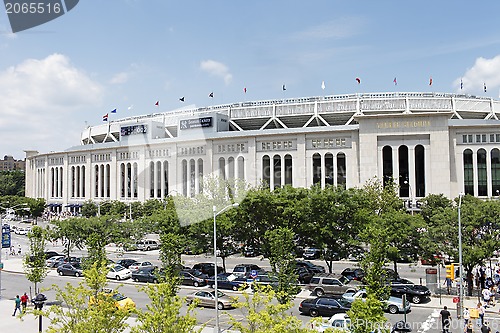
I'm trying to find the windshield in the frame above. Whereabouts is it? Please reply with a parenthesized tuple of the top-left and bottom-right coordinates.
(339, 275, 350, 284)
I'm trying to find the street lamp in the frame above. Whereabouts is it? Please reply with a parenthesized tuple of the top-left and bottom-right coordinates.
(32, 293, 47, 333)
(458, 193, 464, 322)
(213, 203, 239, 333)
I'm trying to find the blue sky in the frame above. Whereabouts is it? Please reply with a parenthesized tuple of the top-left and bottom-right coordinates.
(2, 0, 500, 159)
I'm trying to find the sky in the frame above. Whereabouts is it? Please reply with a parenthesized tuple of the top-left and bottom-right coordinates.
(2, 0, 500, 160)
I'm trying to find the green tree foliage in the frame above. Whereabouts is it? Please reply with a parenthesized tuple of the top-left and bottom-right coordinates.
(348, 296, 388, 333)
(132, 280, 199, 333)
(0, 170, 25, 196)
(228, 286, 313, 333)
(23, 225, 48, 294)
(265, 227, 299, 304)
(81, 200, 98, 218)
(49, 218, 86, 258)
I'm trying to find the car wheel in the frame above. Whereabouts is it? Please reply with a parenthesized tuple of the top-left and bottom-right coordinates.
(411, 295, 422, 304)
(75, 272, 80, 277)
(193, 281, 199, 287)
(58, 271, 63, 276)
(116, 275, 121, 281)
(134, 278, 139, 282)
(146, 247, 150, 251)
(315, 288, 325, 296)
(210, 284, 215, 289)
(232, 285, 238, 291)
(153, 279, 158, 284)
(310, 309, 319, 317)
(388, 305, 398, 314)
(217, 302, 224, 310)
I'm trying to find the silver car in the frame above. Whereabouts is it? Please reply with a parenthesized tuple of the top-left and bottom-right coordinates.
(342, 289, 411, 314)
(186, 290, 234, 310)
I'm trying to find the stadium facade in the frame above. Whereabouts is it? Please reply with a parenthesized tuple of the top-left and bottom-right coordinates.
(25, 92, 500, 212)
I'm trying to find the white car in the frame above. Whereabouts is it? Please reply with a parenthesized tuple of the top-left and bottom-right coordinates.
(15, 227, 29, 235)
(312, 313, 351, 332)
(107, 264, 132, 280)
(342, 289, 410, 314)
(128, 261, 154, 272)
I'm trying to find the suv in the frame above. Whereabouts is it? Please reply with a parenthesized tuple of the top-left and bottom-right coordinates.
(232, 264, 263, 277)
(136, 240, 159, 251)
(192, 263, 225, 276)
(307, 273, 361, 296)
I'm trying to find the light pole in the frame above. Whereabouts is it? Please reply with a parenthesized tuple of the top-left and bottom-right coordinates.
(458, 193, 464, 321)
(213, 203, 239, 333)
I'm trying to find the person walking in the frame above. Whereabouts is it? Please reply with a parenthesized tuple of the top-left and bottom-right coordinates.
(440, 306, 452, 333)
(464, 307, 470, 327)
(445, 277, 453, 295)
(20, 292, 28, 312)
(481, 321, 491, 333)
(478, 302, 486, 326)
(12, 295, 21, 316)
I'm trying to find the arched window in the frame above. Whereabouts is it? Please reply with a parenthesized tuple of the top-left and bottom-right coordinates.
(219, 157, 226, 180)
(163, 161, 169, 197)
(478, 149, 488, 196)
(182, 159, 188, 196)
(71, 166, 75, 198)
(463, 149, 474, 195)
(492, 149, 500, 196)
(337, 152, 346, 189)
(149, 161, 154, 198)
(262, 155, 271, 188)
(415, 145, 425, 197)
(284, 154, 292, 186)
(81, 166, 86, 197)
(197, 159, 203, 194)
(382, 146, 393, 187)
(398, 145, 409, 197)
(106, 164, 111, 198)
(325, 153, 334, 186)
(156, 161, 162, 198)
(312, 153, 321, 185)
(273, 155, 281, 188)
(189, 159, 195, 197)
(94, 165, 99, 197)
(237, 157, 245, 180)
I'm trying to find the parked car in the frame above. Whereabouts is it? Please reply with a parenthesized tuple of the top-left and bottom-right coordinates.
(15, 227, 30, 235)
(116, 259, 138, 269)
(341, 268, 365, 282)
(299, 296, 351, 317)
(206, 273, 249, 291)
(388, 279, 431, 304)
(106, 264, 132, 280)
(128, 261, 154, 272)
(180, 269, 208, 287)
(44, 251, 61, 259)
(232, 264, 263, 278)
(57, 263, 83, 277)
(295, 260, 326, 274)
(303, 248, 322, 260)
(136, 239, 159, 251)
(296, 267, 315, 284)
(243, 245, 260, 257)
(90, 289, 135, 311)
(308, 273, 362, 296)
(46, 255, 65, 268)
(250, 273, 280, 291)
(186, 290, 234, 310)
(132, 267, 163, 283)
(312, 313, 352, 332)
(342, 289, 411, 314)
(192, 263, 225, 277)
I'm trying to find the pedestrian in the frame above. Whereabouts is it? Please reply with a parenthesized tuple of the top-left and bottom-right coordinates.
(481, 321, 491, 333)
(465, 322, 473, 333)
(17, 244, 21, 256)
(478, 302, 486, 326)
(483, 287, 492, 305)
(464, 307, 470, 327)
(10, 246, 15, 256)
(445, 277, 453, 295)
(440, 305, 452, 333)
(20, 292, 28, 312)
(12, 295, 21, 316)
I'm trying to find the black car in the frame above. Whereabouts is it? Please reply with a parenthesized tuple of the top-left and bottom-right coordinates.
(299, 296, 351, 317)
(296, 267, 315, 284)
(206, 273, 249, 291)
(181, 269, 208, 287)
(44, 251, 61, 259)
(389, 279, 431, 304)
(132, 267, 163, 283)
(116, 259, 138, 269)
(341, 268, 365, 281)
(250, 273, 280, 291)
(192, 263, 225, 277)
(295, 260, 325, 274)
(303, 248, 322, 260)
(57, 263, 83, 277)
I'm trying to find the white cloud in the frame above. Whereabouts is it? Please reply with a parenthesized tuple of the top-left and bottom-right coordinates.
(109, 71, 129, 84)
(200, 59, 232, 84)
(0, 53, 103, 158)
(294, 17, 364, 40)
(455, 55, 500, 95)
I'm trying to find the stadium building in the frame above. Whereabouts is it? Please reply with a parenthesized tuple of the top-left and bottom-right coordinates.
(25, 92, 500, 213)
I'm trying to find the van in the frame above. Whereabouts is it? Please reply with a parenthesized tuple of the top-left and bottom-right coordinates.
(136, 240, 159, 251)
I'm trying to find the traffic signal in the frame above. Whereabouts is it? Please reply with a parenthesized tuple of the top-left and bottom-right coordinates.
(446, 264, 455, 280)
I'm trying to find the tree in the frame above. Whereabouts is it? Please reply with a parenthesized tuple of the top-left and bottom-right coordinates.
(50, 218, 86, 258)
(23, 226, 48, 294)
(228, 286, 313, 333)
(132, 280, 200, 333)
(265, 227, 299, 304)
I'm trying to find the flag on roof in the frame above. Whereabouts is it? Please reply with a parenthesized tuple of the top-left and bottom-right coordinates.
(155, 101, 159, 106)
(111, 108, 117, 113)
(460, 78, 463, 90)
(429, 77, 433, 86)
(102, 113, 108, 122)
(321, 81, 325, 90)
(244, 87, 247, 93)
(393, 77, 397, 85)
(209, 92, 214, 98)
(179, 97, 185, 102)
(355, 77, 361, 84)
(282, 84, 286, 91)
(484, 82, 487, 93)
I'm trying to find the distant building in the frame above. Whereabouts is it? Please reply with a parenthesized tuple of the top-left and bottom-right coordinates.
(0, 155, 25, 171)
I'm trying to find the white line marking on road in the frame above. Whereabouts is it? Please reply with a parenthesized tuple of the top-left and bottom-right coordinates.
(417, 309, 440, 333)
